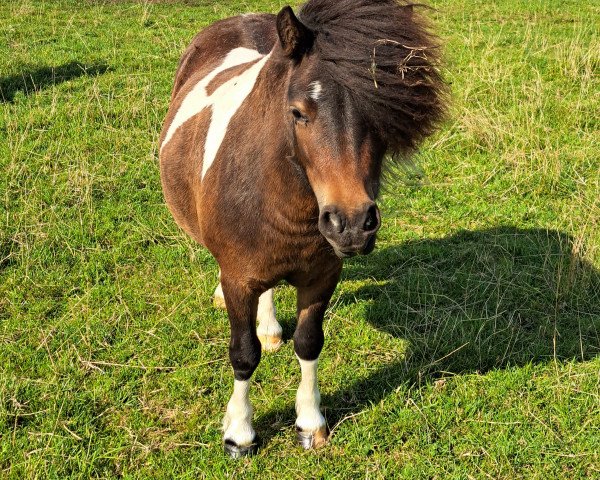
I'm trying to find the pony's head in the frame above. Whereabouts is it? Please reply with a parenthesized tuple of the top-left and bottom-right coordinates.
(275, 0, 446, 257)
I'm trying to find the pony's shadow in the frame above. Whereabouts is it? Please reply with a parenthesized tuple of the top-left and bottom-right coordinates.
(0, 61, 110, 103)
(256, 226, 600, 444)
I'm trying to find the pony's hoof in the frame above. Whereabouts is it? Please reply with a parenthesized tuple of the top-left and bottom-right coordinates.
(224, 438, 259, 459)
(258, 334, 283, 352)
(296, 425, 329, 450)
(213, 295, 227, 310)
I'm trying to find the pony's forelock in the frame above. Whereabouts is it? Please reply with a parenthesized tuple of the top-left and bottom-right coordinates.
(298, 0, 447, 156)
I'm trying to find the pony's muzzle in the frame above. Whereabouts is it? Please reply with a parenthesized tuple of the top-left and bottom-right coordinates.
(318, 202, 380, 257)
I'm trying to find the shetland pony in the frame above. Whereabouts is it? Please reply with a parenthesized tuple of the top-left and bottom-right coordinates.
(159, 0, 445, 457)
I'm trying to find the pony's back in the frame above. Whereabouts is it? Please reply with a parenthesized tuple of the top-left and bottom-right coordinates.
(171, 14, 277, 101)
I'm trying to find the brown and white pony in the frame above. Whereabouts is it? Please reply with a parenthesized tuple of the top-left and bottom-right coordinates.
(159, 0, 445, 457)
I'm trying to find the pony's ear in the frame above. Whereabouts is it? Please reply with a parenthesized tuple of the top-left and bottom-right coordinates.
(276, 6, 313, 59)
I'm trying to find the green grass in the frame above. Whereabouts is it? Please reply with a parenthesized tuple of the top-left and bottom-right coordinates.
(1, 0, 599, 478)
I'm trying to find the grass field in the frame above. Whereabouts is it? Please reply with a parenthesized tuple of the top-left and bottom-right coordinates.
(1, 0, 599, 478)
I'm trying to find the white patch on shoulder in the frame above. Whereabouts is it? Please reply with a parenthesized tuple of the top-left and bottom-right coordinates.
(201, 53, 270, 179)
(308, 80, 323, 101)
(161, 47, 270, 179)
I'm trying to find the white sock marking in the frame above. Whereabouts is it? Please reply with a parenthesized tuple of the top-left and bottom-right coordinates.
(256, 289, 282, 339)
(296, 358, 326, 431)
(308, 80, 322, 101)
(223, 379, 255, 446)
(214, 281, 224, 298)
(161, 47, 271, 180)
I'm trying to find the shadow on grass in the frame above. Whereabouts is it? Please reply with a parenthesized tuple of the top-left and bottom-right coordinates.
(255, 226, 600, 443)
(0, 61, 110, 103)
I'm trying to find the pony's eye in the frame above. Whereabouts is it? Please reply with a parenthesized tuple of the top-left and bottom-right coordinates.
(290, 107, 308, 124)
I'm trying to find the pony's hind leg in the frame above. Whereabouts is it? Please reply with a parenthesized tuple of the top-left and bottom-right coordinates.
(213, 282, 227, 309)
(213, 270, 227, 309)
(256, 289, 283, 352)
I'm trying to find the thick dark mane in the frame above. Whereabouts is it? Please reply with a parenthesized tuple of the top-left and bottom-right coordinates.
(298, 0, 447, 155)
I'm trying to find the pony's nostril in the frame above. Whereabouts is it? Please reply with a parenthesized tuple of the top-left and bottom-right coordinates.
(320, 208, 345, 235)
(327, 211, 344, 233)
(363, 205, 379, 232)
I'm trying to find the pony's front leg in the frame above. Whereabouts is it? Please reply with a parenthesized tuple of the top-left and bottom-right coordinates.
(215, 271, 282, 352)
(220, 277, 261, 458)
(293, 271, 340, 449)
